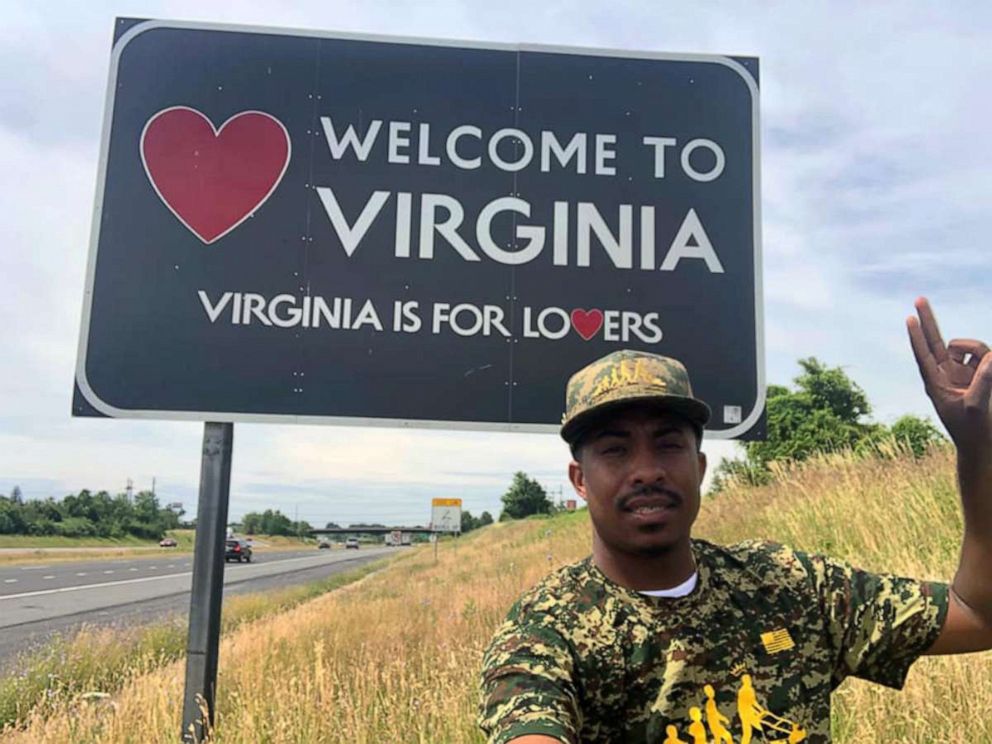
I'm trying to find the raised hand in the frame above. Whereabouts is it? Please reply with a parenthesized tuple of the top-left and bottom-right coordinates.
(907, 297, 992, 449)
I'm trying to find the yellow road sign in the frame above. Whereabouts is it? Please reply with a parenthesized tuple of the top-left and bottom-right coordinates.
(432, 498, 462, 507)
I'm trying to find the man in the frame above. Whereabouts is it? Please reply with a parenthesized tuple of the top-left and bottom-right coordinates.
(478, 298, 992, 743)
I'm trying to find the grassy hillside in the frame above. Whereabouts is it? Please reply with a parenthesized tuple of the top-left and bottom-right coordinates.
(0, 534, 161, 549)
(2, 445, 988, 742)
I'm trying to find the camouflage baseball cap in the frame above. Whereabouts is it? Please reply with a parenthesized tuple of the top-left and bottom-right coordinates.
(560, 350, 711, 445)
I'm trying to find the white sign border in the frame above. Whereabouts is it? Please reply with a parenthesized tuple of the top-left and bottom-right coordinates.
(75, 18, 764, 439)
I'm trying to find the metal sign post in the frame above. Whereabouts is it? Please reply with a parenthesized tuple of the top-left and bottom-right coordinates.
(181, 422, 234, 743)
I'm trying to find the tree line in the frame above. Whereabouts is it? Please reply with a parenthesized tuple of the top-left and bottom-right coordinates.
(240, 509, 312, 536)
(710, 357, 946, 490)
(461, 473, 563, 532)
(0, 487, 183, 539)
(461, 510, 495, 533)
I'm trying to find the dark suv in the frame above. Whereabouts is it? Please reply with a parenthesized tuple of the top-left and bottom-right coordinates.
(225, 538, 253, 563)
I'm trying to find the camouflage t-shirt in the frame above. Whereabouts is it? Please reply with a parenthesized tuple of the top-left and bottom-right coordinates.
(479, 539, 948, 744)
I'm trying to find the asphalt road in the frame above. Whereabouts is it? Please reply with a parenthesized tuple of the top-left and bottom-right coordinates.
(0, 546, 393, 672)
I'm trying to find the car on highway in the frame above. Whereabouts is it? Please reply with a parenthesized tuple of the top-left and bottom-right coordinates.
(225, 538, 253, 563)
(345, 538, 360, 550)
(159, 537, 178, 547)
(317, 539, 332, 550)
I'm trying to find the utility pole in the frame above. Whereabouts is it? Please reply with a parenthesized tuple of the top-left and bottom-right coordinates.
(126, 477, 134, 502)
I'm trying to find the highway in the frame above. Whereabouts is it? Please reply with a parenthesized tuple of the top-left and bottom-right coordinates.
(0, 546, 393, 671)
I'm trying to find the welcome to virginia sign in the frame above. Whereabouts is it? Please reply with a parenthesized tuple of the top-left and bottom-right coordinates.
(74, 19, 764, 438)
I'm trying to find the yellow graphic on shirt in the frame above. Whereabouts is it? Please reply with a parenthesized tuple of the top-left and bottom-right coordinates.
(760, 628, 796, 654)
(734, 673, 806, 743)
(737, 674, 764, 744)
(704, 684, 734, 743)
(687, 707, 708, 744)
(655, 667, 807, 743)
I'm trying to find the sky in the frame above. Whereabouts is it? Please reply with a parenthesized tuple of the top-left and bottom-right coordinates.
(1, 1, 990, 528)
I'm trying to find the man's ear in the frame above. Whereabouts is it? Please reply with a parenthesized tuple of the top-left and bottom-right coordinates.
(698, 450, 707, 483)
(568, 459, 588, 502)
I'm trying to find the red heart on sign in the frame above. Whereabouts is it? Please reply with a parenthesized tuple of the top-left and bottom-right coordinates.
(140, 107, 291, 244)
(571, 309, 604, 341)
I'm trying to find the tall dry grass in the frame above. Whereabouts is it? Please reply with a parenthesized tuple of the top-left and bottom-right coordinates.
(2, 444, 989, 743)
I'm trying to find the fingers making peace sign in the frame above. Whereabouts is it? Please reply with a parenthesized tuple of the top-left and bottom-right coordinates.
(907, 297, 992, 448)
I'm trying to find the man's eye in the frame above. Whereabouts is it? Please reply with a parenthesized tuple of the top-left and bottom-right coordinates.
(600, 444, 625, 455)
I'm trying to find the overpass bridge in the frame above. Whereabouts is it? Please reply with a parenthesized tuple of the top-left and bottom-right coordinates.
(309, 526, 441, 535)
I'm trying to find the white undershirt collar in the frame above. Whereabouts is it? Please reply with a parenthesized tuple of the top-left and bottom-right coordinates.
(637, 571, 699, 598)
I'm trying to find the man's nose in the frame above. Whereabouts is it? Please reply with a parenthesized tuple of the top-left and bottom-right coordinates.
(628, 443, 667, 485)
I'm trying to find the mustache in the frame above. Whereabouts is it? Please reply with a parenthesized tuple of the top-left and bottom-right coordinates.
(618, 483, 682, 509)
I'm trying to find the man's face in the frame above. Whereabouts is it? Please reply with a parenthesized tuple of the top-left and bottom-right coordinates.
(568, 407, 706, 557)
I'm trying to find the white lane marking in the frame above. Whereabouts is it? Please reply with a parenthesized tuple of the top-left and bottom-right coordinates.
(150, 566, 158, 569)
(0, 551, 368, 601)
(0, 570, 194, 600)
(76, 572, 87, 576)
(103, 570, 114, 574)
(3, 579, 16, 584)
(166, 564, 175, 568)
(20, 565, 52, 571)
(129, 568, 138, 572)
(43, 575, 55, 580)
